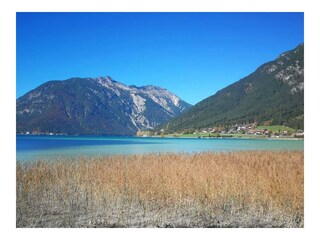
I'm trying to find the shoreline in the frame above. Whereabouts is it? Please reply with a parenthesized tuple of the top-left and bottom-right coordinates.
(16, 136, 304, 162)
(16, 133, 304, 141)
(139, 135, 304, 141)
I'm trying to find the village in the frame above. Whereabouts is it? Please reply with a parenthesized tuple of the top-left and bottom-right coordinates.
(137, 123, 304, 139)
(190, 123, 304, 137)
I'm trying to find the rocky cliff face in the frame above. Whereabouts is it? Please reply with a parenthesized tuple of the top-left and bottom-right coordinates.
(260, 43, 304, 95)
(16, 76, 191, 135)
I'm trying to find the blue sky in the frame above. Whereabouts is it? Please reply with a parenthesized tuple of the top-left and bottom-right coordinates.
(16, 12, 304, 105)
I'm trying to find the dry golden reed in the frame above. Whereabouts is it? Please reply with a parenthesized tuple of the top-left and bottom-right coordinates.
(16, 151, 303, 227)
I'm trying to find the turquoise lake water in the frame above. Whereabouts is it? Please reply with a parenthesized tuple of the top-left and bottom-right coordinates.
(16, 135, 304, 161)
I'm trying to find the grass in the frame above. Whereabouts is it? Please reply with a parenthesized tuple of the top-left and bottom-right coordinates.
(256, 125, 296, 133)
(16, 151, 304, 228)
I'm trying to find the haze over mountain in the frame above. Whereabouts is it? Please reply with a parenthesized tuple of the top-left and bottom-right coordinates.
(16, 76, 191, 135)
(162, 43, 304, 132)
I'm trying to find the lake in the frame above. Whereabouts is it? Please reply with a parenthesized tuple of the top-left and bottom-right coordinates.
(16, 135, 304, 161)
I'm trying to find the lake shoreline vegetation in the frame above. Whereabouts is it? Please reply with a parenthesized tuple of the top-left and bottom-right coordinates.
(16, 151, 303, 228)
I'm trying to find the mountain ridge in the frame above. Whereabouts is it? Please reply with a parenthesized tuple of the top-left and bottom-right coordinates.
(161, 43, 304, 132)
(16, 76, 192, 135)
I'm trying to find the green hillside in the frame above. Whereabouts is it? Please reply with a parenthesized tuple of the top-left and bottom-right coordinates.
(162, 44, 304, 132)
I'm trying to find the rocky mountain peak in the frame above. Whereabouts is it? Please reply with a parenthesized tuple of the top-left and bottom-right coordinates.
(16, 75, 192, 135)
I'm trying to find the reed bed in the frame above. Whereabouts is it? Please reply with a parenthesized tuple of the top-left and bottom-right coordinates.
(16, 151, 304, 227)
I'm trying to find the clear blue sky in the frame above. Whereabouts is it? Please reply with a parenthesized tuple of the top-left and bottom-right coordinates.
(16, 12, 304, 105)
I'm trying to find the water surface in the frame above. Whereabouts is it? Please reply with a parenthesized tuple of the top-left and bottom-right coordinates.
(16, 135, 304, 161)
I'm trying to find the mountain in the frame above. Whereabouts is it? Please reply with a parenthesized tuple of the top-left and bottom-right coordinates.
(162, 43, 304, 132)
(16, 76, 191, 135)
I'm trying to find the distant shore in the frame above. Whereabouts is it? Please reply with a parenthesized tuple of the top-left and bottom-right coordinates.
(140, 134, 304, 141)
(17, 151, 303, 228)
(16, 132, 304, 141)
